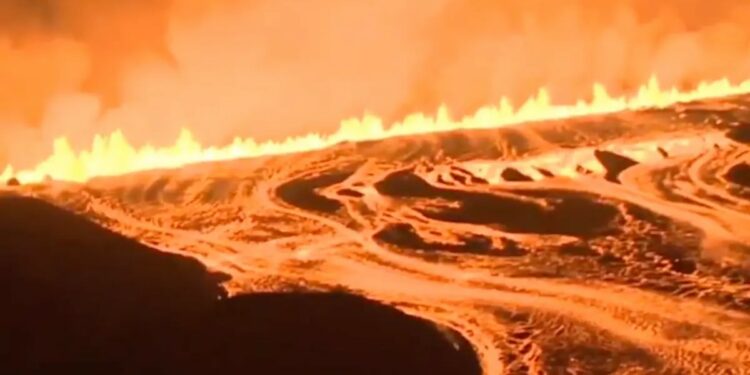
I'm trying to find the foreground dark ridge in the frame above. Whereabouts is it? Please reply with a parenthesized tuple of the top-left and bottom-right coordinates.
(0, 195, 480, 375)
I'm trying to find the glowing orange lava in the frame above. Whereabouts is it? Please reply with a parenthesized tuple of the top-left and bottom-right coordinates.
(3, 76, 750, 184)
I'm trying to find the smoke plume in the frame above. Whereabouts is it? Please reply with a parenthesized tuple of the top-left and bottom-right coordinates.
(2, 0, 750, 168)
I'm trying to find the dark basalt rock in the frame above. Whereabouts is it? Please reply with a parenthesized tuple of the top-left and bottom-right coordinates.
(726, 122, 750, 143)
(6, 177, 19, 186)
(725, 163, 750, 187)
(376, 171, 620, 238)
(374, 223, 496, 255)
(501, 167, 534, 182)
(670, 258, 697, 275)
(374, 223, 427, 249)
(593, 150, 639, 183)
(375, 169, 440, 198)
(0, 196, 481, 375)
(0, 196, 226, 373)
(276, 171, 353, 213)
(536, 168, 555, 178)
(178, 292, 481, 375)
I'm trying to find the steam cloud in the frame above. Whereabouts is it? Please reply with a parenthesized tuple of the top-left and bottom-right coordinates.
(2, 0, 750, 168)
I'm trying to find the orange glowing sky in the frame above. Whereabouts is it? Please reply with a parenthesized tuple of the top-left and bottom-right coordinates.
(2, 0, 750, 171)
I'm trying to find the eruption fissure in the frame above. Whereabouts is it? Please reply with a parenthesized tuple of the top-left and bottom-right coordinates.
(3, 76, 750, 185)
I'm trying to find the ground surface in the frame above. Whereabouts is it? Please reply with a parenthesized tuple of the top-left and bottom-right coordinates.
(7, 94, 750, 374)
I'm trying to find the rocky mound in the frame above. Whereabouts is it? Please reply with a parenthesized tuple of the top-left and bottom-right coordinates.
(0, 195, 480, 375)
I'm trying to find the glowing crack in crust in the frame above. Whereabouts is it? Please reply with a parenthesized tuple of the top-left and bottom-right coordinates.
(3, 76, 750, 184)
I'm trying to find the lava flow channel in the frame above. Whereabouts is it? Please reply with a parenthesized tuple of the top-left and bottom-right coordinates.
(14, 91, 750, 374)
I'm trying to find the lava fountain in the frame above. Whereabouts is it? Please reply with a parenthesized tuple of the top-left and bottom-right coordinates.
(4, 76, 750, 184)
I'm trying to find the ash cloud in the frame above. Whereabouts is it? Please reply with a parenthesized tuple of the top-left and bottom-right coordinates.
(2, 0, 750, 169)
(0, 0, 175, 119)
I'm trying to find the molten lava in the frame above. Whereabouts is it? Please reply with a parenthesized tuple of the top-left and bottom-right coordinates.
(3, 76, 750, 185)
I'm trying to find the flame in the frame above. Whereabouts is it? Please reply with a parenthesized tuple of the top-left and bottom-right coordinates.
(4, 76, 750, 184)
